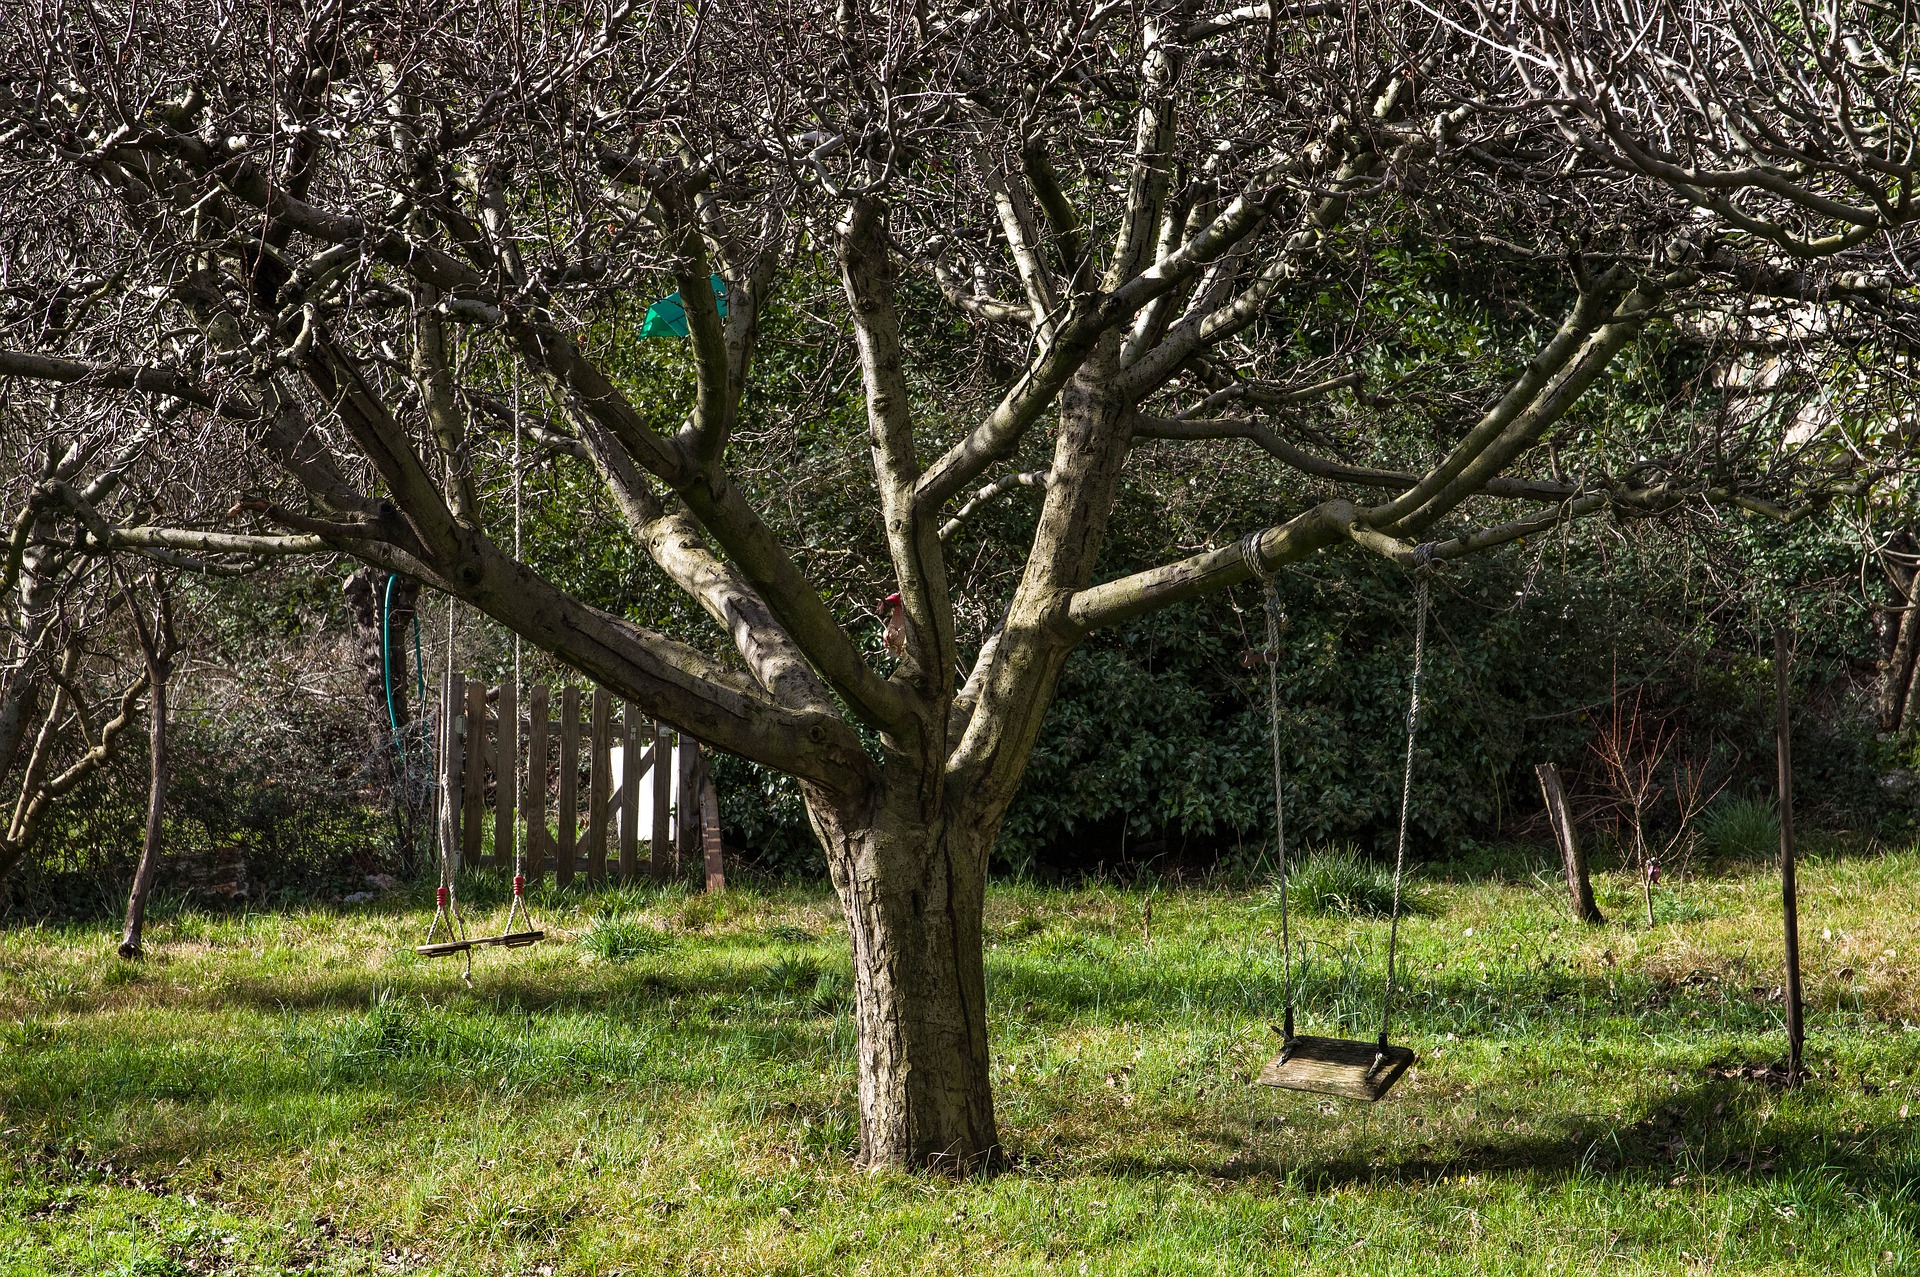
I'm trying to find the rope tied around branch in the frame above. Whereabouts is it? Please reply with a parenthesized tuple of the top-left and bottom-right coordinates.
(1242, 530, 1297, 1044)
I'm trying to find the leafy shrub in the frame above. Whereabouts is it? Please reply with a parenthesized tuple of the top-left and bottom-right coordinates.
(1697, 797, 1780, 861)
(1278, 845, 1406, 917)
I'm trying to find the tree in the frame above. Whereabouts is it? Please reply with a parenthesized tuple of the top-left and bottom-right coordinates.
(2, 0, 1916, 1169)
(115, 567, 179, 959)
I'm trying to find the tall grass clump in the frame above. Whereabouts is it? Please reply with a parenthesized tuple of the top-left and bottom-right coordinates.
(579, 912, 670, 962)
(1278, 844, 1405, 916)
(1697, 796, 1779, 860)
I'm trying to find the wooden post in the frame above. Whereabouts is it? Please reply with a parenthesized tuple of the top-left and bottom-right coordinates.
(1776, 629, 1805, 1084)
(557, 685, 580, 887)
(524, 684, 549, 883)
(619, 707, 640, 882)
(700, 754, 725, 893)
(1536, 762, 1602, 924)
(651, 721, 672, 883)
(494, 682, 517, 875)
(462, 679, 487, 870)
(442, 671, 465, 871)
(676, 733, 701, 874)
(587, 686, 611, 883)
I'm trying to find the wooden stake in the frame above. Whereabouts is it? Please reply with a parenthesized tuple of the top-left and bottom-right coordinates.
(619, 707, 640, 882)
(1775, 628, 1805, 1084)
(676, 733, 701, 875)
(587, 686, 611, 884)
(1536, 762, 1603, 924)
(651, 721, 672, 883)
(462, 679, 487, 870)
(557, 685, 580, 887)
(700, 752, 725, 893)
(525, 684, 549, 883)
(494, 681, 517, 875)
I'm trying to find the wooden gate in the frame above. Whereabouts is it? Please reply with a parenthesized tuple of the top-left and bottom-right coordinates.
(439, 674, 726, 891)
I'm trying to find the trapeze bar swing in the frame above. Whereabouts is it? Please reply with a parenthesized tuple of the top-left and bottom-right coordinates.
(1249, 539, 1432, 1103)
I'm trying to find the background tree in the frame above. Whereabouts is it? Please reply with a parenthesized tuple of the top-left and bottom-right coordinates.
(2, 0, 1917, 1170)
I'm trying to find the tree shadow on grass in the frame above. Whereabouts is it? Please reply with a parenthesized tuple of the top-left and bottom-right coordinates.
(1097, 1073, 1918, 1214)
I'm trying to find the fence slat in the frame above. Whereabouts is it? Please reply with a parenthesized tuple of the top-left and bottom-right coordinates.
(700, 758, 725, 894)
(651, 721, 671, 882)
(525, 684, 549, 883)
(675, 736, 701, 873)
(462, 680, 487, 870)
(494, 682, 517, 876)
(619, 707, 640, 881)
(557, 685, 580, 886)
(442, 672, 465, 872)
(587, 687, 610, 883)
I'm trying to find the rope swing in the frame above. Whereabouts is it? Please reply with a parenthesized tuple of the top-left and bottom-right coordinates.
(1253, 541, 1430, 1103)
(415, 368, 544, 967)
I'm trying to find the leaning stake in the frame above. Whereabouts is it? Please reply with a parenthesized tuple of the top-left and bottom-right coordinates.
(1775, 628, 1805, 1085)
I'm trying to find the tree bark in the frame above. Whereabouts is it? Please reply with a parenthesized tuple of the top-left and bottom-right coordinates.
(1881, 608, 1920, 734)
(118, 654, 169, 958)
(809, 788, 1001, 1172)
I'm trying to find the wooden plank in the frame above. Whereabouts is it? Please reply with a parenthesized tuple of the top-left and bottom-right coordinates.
(1256, 1035, 1415, 1102)
(557, 685, 580, 887)
(651, 721, 672, 882)
(441, 672, 465, 874)
(699, 756, 725, 894)
(524, 684, 549, 883)
(1535, 762, 1601, 924)
(587, 687, 611, 883)
(494, 682, 517, 876)
(619, 707, 640, 882)
(675, 734, 700, 874)
(462, 679, 487, 870)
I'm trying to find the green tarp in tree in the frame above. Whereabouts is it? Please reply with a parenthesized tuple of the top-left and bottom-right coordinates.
(642, 274, 729, 339)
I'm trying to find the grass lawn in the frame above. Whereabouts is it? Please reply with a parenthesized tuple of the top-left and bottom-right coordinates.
(3, 842, 1919, 1275)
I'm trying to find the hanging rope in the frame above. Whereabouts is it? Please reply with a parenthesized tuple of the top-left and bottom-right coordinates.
(1377, 553, 1434, 1061)
(502, 366, 534, 941)
(420, 595, 471, 980)
(1242, 534, 1296, 1047)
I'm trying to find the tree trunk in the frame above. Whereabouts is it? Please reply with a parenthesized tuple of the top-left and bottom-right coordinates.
(809, 789, 1001, 1172)
(1878, 534, 1919, 734)
(1881, 606, 1920, 734)
(118, 666, 168, 958)
(1535, 762, 1603, 924)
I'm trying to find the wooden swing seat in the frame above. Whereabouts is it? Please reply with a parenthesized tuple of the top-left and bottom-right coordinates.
(1256, 1034, 1416, 1102)
(415, 929, 544, 958)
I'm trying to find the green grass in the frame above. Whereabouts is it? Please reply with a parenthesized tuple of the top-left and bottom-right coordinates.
(1278, 844, 1407, 916)
(3, 844, 1920, 1274)
(1699, 798, 1783, 862)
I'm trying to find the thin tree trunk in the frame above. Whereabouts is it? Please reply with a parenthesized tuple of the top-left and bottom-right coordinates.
(1776, 629, 1805, 1084)
(118, 659, 168, 958)
(1535, 762, 1602, 923)
(1878, 535, 1919, 733)
(810, 791, 1001, 1172)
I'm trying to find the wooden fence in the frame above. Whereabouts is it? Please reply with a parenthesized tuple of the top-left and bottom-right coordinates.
(440, 674, 726, 891)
